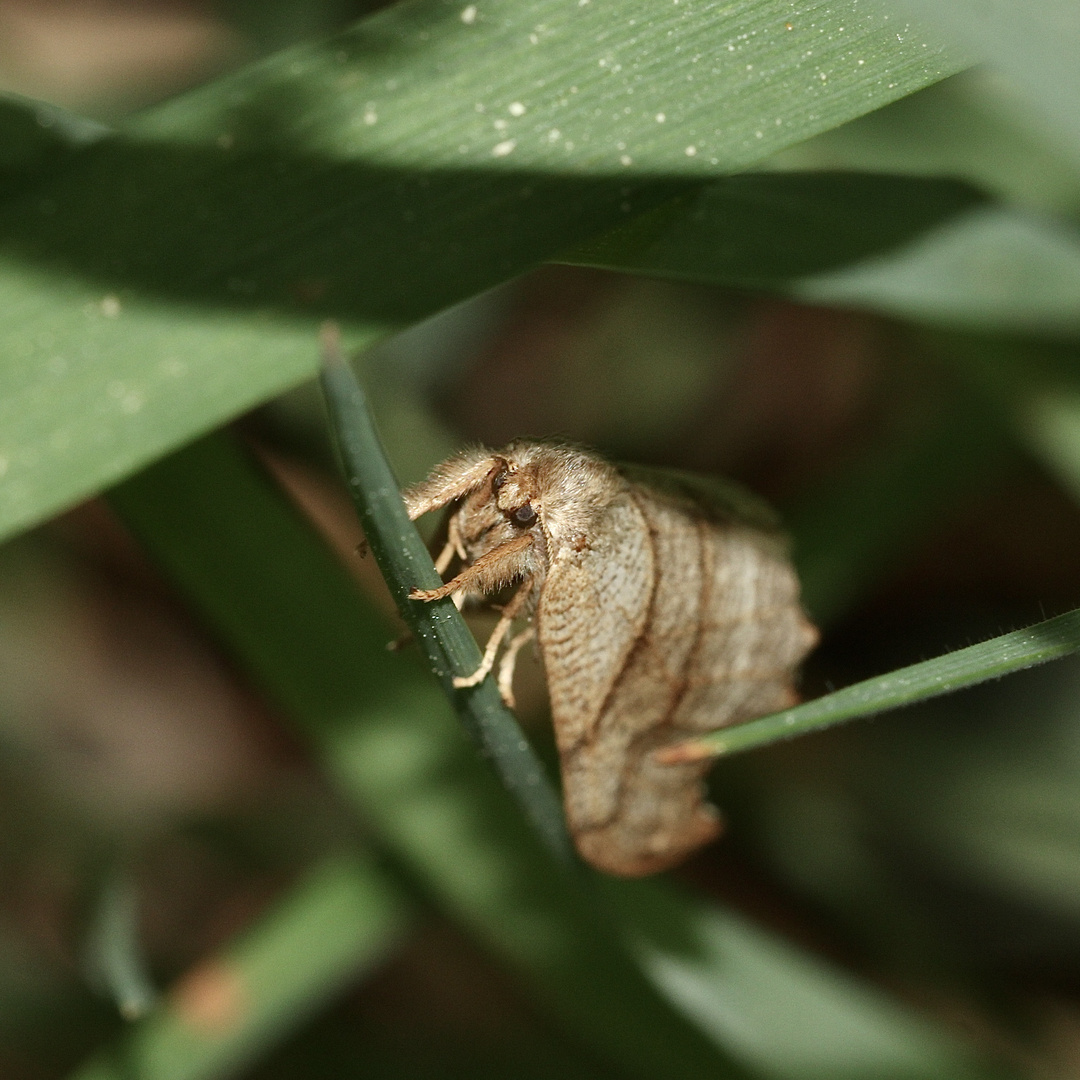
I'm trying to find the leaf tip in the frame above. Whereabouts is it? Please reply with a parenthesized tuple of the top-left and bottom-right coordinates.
(654, 739, 719, 764)
(319, 320, 346, 370)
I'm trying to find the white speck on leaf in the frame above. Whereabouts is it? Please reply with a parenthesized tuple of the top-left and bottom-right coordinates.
(460, 4, 477, 23)
(684, 145, 696, 156)
(492, 139, 516, 157)
(655, 112, 666, 123)
(547, 128, 561, 141)
(363, 107, 377, 125)
(509, 101, 526, 116)
(620, 154, 632, 166)
(100, 295, 121, 317)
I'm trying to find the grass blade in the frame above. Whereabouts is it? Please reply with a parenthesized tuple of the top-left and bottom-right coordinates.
(318, 326, 576, 869)
(665, 607, 1080, 761)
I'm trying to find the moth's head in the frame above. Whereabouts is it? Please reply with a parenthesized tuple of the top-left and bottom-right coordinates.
(488, 441, 623, 552)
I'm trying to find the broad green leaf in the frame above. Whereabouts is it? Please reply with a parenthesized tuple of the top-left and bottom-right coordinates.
(0, 0, 961, 542)
(72, 853, 411, 1080)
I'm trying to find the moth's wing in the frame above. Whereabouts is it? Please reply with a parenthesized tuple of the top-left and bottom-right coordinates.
(670, 515, 818, 733)
(617, 462, 782, 533)
(537, 494, 654, 757)
(541, 484, 816, 877)
(624, 466, 817, 730)
(537, 492, 712, 875)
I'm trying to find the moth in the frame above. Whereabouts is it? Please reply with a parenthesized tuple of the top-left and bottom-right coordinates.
(403, 441, 817, 876)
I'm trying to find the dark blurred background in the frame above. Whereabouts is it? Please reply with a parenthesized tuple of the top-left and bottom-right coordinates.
(5, 2, 1080, 1079)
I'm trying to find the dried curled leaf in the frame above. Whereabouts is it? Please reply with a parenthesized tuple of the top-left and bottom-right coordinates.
(404, 441, 817, 876)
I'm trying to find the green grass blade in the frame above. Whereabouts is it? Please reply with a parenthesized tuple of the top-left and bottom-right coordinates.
(0, 0, 962, 543)
(670, 608, 1080, 760)
(70, 853, 411, 1080)
(318, 328, 575, 868)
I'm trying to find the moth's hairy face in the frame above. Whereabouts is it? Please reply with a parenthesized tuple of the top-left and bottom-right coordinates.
(455, 442, 623, 569)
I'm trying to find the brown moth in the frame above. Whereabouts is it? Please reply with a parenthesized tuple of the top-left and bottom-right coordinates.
(403, 441, 817, 877)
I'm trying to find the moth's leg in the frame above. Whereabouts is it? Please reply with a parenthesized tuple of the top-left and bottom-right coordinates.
(496, 626, 536, 708)
(447, 513, 468, 563)
(409, 534, 533, 602)
(453, 580, 535, 689)
(402, 452, 502, 521)
(433, 537, 457, 576)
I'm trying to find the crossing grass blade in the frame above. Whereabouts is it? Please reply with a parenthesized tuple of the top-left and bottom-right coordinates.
(663, 607, 1080, 761)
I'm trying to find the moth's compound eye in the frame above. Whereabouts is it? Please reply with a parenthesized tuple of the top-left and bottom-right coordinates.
(512, 503, 537, 527)
(491, 470, 507, 493)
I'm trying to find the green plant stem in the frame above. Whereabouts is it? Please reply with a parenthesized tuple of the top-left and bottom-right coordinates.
(317, 324, 576, 869)
(672, 607, 1080, 760)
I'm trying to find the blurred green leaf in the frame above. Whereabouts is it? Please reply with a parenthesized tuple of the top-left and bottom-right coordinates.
(0, 95, 107, 197)
(742, 654, 1080, 980)
(72, 853, 411, 1080)
(1021, 389, 1080, 502)
(795, 206, 1080, 334)
(769, 73, 1080, 215)
(674, 608, 1080, 761)
(890, 0, 1080, 165)
(561, 171, 984, 287)
(603, 879, 1013, 1080)
(0, 0, 962, 543)
(568, 173, 1080, 336)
